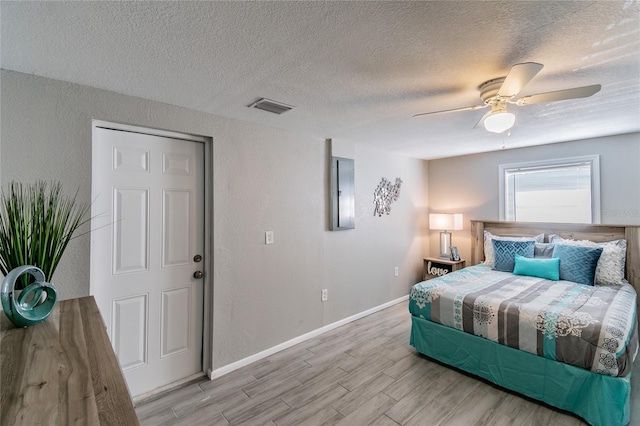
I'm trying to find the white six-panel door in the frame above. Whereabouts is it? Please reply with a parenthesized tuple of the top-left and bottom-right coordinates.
(91, 126, 204, 397)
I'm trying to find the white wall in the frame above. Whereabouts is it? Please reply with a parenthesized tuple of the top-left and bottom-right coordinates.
(0, 70, 428, 369)
(323, 142, 429, 324)
(427, 133, 640, 262)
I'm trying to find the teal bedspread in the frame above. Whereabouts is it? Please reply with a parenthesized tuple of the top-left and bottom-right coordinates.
(409, 265, 638, 377)
(411, 315, 631, 426)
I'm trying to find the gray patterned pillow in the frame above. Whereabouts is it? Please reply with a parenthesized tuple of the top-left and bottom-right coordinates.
(483, 231, 544, 267)
(534, 243, 555, 259)
(548, 235, 627, 285)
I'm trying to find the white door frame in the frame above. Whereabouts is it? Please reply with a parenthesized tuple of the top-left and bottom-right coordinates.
(90, 119, 214, 381)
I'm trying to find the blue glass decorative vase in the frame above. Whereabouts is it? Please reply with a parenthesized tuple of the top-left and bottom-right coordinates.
(1, 265, 57, 327)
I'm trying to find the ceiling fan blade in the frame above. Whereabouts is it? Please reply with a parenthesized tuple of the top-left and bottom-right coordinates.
(497, 62, 544, 98)
(413, 104, 486, 118)
(516, 84, 601, 106)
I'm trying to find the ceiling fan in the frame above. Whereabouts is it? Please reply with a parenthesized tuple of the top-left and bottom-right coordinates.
(413, 62, 601, 133)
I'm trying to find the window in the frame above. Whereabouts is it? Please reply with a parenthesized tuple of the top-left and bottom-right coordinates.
(499, 156, 600, 223)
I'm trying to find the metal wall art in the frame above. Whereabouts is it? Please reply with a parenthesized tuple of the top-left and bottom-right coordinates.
(373, 177, 403, 217)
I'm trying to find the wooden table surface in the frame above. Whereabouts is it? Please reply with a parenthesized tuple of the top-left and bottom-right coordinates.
(1, 296, 139, 425)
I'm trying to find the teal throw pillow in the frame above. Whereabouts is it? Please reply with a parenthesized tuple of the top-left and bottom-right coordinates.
(492, 239, 535, 272)
(552, 244, 603, 286)
(513, 254, 560, 281)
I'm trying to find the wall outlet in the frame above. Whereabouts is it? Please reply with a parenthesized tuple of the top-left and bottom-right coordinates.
(321, 289, 328, 302)
(394, 266, 399, 277)
(265, 230, 274, 245)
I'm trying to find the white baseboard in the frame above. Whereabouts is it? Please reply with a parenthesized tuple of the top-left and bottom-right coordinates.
(133, 372, 206, 406)
(208, 294, 409, 380)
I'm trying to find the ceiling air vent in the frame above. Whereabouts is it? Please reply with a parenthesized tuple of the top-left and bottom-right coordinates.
(248, 98, 294, 115)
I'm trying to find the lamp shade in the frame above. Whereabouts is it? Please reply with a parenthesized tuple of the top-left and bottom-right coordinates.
(484, 112, 515, 134)
(429, 213, 463, 231)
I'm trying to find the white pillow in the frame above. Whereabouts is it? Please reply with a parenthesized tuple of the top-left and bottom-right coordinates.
(483, 231, 544, 268)
(548, 235, 627, 285)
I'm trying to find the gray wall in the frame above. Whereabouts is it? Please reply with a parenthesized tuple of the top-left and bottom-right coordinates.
(0, 70, 428, 369)
(427, 133, 640, 262)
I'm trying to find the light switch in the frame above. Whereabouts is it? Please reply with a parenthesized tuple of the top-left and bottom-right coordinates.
(265, 231, 274, 245)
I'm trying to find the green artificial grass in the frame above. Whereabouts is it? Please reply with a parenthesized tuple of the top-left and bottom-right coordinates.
(0, 181, 91, 289)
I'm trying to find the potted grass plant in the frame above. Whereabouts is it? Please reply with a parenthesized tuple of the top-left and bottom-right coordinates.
(0, 181, 91, 290)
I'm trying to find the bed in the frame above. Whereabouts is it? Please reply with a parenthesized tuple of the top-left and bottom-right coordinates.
(409, 220, 640, 426)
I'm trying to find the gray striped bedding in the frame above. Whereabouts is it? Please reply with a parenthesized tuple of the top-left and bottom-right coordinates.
(409, 264, 638, 377)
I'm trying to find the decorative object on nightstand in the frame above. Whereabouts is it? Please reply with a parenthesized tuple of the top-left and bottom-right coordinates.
(429, 213, 463, 258)
(423, 257, 466, 281)
(450, 246, 460, 261)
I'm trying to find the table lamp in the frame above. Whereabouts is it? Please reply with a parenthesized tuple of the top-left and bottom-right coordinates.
(429, 213, 463, 259)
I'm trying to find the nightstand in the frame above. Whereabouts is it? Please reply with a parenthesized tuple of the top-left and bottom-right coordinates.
(423, 257, 466, 281)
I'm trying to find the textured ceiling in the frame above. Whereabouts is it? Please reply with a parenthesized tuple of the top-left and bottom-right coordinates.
(2, 1, 639, 159)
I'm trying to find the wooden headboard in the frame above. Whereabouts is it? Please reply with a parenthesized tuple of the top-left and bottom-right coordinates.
(470, 220, 640, 298)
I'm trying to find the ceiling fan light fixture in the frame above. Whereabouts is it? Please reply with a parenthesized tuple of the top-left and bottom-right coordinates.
(484, 111, 515, 133)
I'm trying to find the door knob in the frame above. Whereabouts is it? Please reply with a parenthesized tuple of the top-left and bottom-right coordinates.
(193, 271, 203, 279)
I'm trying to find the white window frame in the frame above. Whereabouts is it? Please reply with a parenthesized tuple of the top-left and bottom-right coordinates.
(498, 155, 601, 223)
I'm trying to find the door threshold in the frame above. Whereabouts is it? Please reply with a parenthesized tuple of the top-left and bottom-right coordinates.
(133, 372, 207, 406)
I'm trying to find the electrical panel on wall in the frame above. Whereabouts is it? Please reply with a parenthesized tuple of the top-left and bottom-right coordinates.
(331, 156, 355, 230)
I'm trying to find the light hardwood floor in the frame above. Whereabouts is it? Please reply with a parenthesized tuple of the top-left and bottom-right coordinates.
(136, 301, 640, 425)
